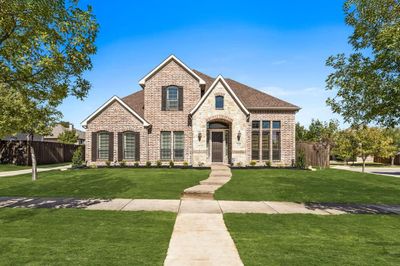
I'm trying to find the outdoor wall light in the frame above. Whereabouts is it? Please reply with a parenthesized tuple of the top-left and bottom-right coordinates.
(198, 132, 202, 141)
(237, 131, 241, 141)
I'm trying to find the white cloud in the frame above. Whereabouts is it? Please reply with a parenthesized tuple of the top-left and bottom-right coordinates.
(261, 86, 325, 97)
(271, 60, 287, 65)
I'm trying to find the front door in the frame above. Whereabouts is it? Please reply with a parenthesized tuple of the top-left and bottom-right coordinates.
(212, 132, 223, 162)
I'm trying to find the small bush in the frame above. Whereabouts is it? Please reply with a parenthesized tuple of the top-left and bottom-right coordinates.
(236, 162, 243, 167)
(249, 160, 257, 167)
(89, 163, 97, 169)
(71, 147, 84, 168)
(265, 160, 271, 167)
(105, 160, 111, 167)
(134, 161, 139, 167)
(119, 160, 126, 167)
(296, 149, 307, 169)
(156, 160, 162, 167)
(183, 161, 189, 168)
(169, 160, 174, 168)
(198, 162, 205, 167)
(146, 161, 151, 167)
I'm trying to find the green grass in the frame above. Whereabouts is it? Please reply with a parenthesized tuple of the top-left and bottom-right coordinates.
(0, 162, 71, 172)
(215, 168, 400, 204)
(0, 168, 209, 199)
(0, 164, 31, 172)
(0, 208, 175, 265)
(225, 214, 400, 266)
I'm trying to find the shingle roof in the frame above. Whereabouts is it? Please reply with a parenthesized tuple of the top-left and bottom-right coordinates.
(122, 69, 299, 120)
(122, 90, 144, 117)
(193, 70, 300, 110)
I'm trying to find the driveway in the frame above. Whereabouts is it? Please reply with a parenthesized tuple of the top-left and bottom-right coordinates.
(332, 165, 400, 178)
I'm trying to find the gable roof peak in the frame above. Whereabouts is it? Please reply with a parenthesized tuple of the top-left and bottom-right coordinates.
(138, 55, 206, 87)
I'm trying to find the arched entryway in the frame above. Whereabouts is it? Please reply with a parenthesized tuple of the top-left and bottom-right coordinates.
(207, 120, 231, 164)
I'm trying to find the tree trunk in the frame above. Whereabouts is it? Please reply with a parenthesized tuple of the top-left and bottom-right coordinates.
(27, 134, 37, 181)
(391, 157, 395, 166)
(362, 158, 366, 173)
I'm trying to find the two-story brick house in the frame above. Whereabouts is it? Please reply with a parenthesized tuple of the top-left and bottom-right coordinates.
(81, 55, 300, 166)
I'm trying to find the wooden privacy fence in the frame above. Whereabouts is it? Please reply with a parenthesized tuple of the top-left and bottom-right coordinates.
(0, 140, 84, 165)
(296, 141, 330, 168)
(374, 154, 400, 165)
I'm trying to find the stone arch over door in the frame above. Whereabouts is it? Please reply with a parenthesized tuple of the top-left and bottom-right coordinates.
(207, 119, 232, 164)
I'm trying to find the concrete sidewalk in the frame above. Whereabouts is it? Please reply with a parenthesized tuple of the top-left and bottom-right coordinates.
(0, 165, 71, 177)
(332, 165, 400, 178)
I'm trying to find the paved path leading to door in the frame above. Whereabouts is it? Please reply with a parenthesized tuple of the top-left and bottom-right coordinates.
(0, 165, 71, 178)
(182, 164, 232, 199)
(165, 164, 244, 265)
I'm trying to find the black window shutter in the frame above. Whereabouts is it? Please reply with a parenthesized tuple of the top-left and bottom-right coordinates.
(161, 87, 166, 111)
(135, 132, 140, 161)
(91, 132, 97, 161)
(108, 132, 114, 161)
(118, 132, 123, 161)
(178, 87, 183, 111)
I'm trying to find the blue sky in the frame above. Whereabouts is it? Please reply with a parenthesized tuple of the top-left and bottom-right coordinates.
(64, 0, 352, 130)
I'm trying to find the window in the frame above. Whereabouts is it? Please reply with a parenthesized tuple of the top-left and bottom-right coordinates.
(215, 96, 224, 109)
(166, 86, 179, 110)
(262, 131, 270, 160)
(272, 121, 281, 129)
(160, 132, 171, 160)
(252, 121, 260, 129)
(251, 131, 260, 160)
(173, 132, 184, 160)
(252, 120, 281, 161)
(98, 132, 109, 160)
(123, 132, 136, 160)
(272, 131, 281, 160)
(160, 131, 185, 161)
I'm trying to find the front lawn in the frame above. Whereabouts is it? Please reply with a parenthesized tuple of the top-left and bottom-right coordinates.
(225, 214, 400, 266)
(0, 208, 175, 265)
(215, 169, 400, 204)
(0, 168, 209, 199)
(0, 164, 31, 172)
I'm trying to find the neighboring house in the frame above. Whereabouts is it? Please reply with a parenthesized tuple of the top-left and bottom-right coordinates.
(2, 133, 44, 142)
(81, 55, 300, 166)
(44, 123, 85, 145)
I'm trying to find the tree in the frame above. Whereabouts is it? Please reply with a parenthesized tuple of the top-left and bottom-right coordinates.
(295, 122, 308, 142)
(383, 128, 400, 165)
(0, 0, 98, 180)
(353, 126, 393, 172)
(0, 86, 60, 180)
(332, 129, 358, 164)
(326, 0, 400, 127)
(58, 129, 78, 144)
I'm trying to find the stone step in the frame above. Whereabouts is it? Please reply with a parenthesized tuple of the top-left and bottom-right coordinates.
(200, 177, 231, 186)
(181, 192, 214, 200)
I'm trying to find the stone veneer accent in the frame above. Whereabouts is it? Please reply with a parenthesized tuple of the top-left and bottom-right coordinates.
(85, 101, 148, 165)
(143, 60, 201, 162)
(247, 110, 296, 166)
(192, 80, 248, 166)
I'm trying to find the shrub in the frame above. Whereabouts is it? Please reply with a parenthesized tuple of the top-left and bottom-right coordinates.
(183, 161, 189, 168)
(119, 160, 126, 167)
(156, 160, 162, 167)
(198, 162, 205, 167)
(249, 160, 257, 167)
(146, 161, 151, 167)
(105, 160, 111, 167)
(71, 146, 84, 168)
(236, 162, 243, 167)
(134, 161, 139, 167)
(296, 149, 307, 169)
(89, 163, 97, 169)
(169, 160, 174, 168)
(265, 160, 271, 167)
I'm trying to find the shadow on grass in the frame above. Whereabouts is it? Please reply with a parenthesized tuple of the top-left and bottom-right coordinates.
(306, 202, 400, 214)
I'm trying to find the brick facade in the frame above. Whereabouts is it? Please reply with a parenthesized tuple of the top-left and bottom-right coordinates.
(85, 101, 148, 165)
(144, 60, 201, 163)
(83, 56, 298, 167)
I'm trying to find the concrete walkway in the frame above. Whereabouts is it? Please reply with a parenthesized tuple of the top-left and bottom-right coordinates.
(182, 164, 232, 199)
(0, 165, 71, 177)
(332, 165, 400, 178)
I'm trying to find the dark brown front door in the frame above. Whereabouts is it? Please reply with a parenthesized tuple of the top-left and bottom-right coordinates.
(212, 132, 223, 162)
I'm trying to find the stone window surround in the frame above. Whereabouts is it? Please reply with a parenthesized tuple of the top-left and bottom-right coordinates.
(252, 120, 282, 162)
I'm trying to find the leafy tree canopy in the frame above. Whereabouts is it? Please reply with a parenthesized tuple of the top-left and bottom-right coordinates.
(58, 129, 78, 144)
(326, 0, 400, 127)
(296, 119, 339, 146)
